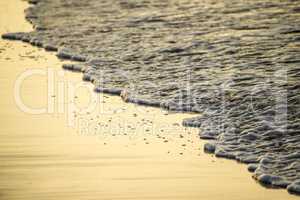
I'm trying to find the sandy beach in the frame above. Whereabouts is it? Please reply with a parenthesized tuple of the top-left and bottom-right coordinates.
(0, 0, 299, 199)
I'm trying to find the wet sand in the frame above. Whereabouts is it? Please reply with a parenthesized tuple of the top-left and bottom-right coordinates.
(0, 0, 298, 200)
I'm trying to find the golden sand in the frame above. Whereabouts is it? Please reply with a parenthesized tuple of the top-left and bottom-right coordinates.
(0, 0, 298, 199)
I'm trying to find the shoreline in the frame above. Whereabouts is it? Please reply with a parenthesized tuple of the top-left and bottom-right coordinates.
(2, 0, 299, 195)
(0, 0, 298, 198)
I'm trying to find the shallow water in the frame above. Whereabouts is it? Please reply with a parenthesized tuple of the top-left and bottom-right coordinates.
(10, 0, 300, 192)
(0, 0, 299, 199)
